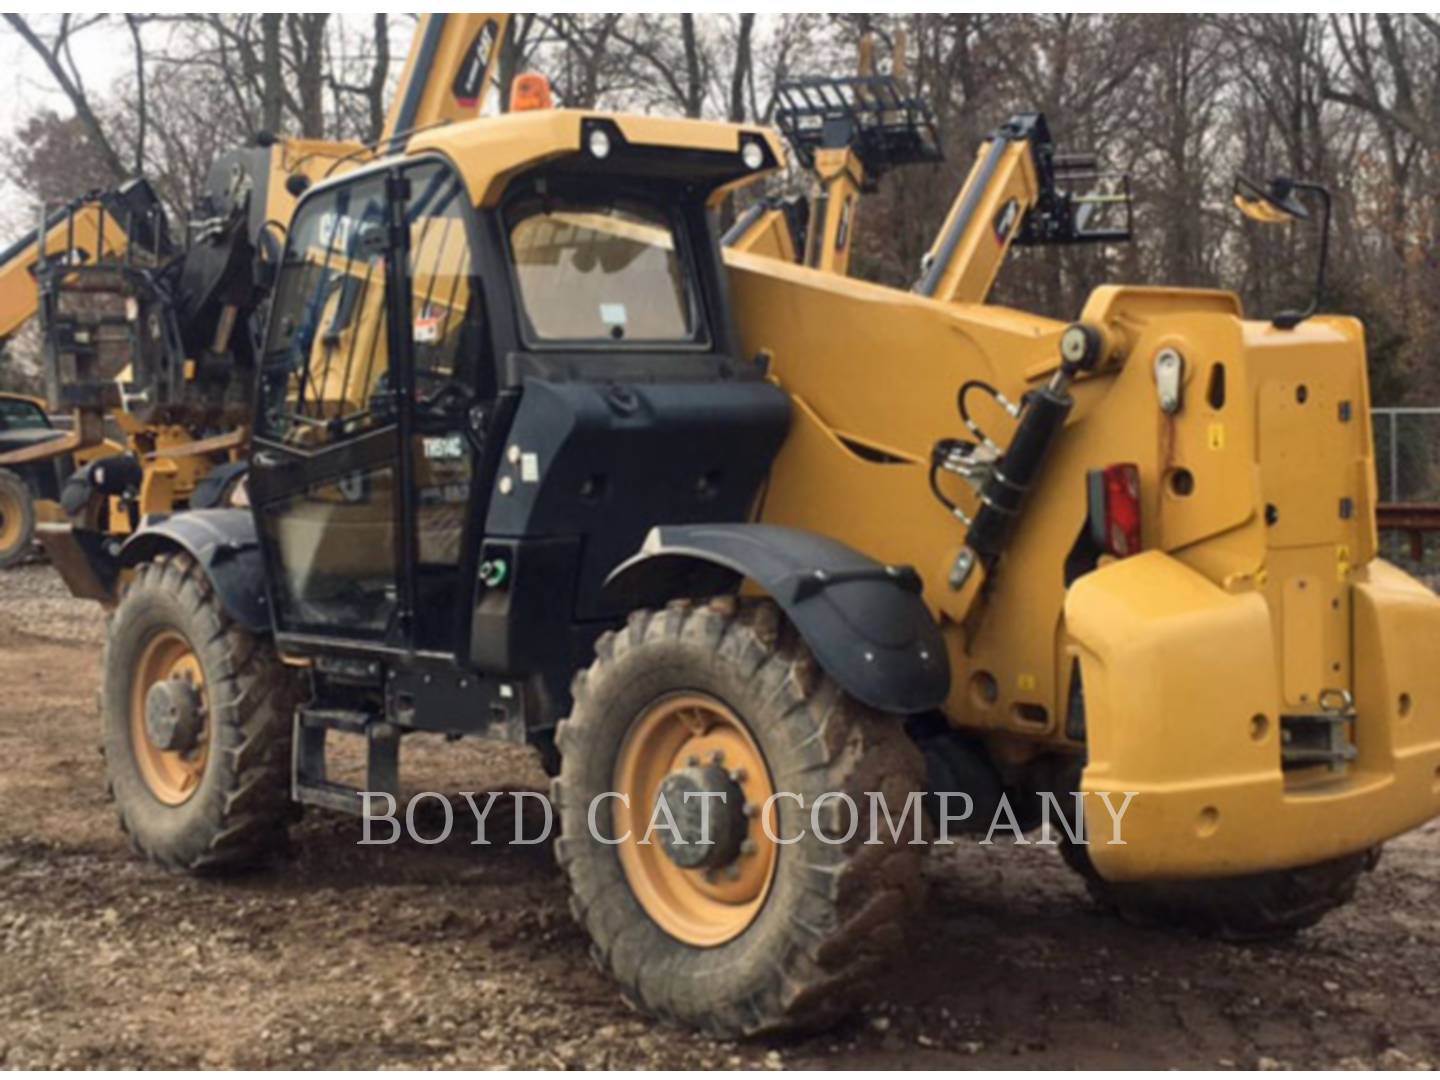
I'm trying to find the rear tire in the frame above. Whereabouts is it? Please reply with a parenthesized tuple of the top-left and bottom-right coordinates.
(1061, 841, 1374, 941)
(554, 598, 926, 1037)
(103, 551, 302, 872)
(0, 468, 36, 569)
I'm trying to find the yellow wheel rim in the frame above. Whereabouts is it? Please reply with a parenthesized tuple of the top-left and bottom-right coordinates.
(129, 630, 210, 805)
(0, 488, 22, 551)
(613, 693, 778, 947)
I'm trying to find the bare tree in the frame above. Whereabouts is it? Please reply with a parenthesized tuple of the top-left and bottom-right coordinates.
(4, 15, 130, 180)
(328, 14, 391, 143)
(1324, 15, 1440, 154)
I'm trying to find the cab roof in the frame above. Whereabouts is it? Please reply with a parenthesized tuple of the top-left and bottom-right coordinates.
(405, 108, 787, 208)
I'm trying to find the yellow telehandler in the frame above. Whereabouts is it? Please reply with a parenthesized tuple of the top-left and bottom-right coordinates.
(20, 31, 1440, 1040)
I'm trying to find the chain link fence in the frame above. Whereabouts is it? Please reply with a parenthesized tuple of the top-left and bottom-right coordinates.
(1373, 407, 1440, 504)
(1372, 407, 1440, 572)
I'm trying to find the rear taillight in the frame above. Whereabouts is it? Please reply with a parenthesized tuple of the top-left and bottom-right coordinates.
(1087, 463, 1142, 558)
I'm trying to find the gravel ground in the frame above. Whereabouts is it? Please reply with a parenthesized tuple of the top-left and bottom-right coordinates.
(2, 561, 1440, 1068)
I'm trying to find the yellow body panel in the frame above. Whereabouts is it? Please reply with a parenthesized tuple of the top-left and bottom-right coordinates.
(410, 110, 784, 209)
(1072, 553, 1440, 880)
(724, 239, 1440, 879)
(262, 138, 366, 244)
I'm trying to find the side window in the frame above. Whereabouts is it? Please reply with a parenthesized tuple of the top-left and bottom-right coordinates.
(260, 175, 390, 449)
(259, 160, 483, 450)
(406, 162, 486, 402)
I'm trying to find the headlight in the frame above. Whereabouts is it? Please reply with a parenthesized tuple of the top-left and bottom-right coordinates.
(588, 128, 612, 160)
(742, 140, 765, 170)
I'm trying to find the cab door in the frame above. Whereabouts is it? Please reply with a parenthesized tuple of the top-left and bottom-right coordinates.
(249, 158, 489, 653)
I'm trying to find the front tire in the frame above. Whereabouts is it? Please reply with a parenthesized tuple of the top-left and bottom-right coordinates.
(1062, 841, 1374, 941)
(102, 551, 302, 872)
(554, 599, 926, 1037)
(0, 468, 36, 569)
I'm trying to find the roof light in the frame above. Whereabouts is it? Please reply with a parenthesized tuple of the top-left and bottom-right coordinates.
(587, 128, 612, 160)
(742, 140, 765, 170)
(510, 73, 554, 112)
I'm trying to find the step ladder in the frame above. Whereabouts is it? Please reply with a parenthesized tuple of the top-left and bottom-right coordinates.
(292, 706, 400, 815)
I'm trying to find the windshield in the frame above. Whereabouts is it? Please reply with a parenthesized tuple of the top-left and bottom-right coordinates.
(505, 196, 703, 346)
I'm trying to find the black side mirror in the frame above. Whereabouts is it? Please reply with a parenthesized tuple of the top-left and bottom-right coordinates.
(1233, 174, 1331, 330)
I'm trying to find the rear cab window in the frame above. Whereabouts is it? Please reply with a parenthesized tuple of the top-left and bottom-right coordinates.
(504, 193, 707, 349)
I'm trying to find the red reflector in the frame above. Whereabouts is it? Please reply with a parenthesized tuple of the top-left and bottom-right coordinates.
(1088, 463, 1142, 558)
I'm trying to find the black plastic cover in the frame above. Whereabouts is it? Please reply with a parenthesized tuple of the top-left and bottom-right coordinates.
(485, 378, 791, 620)
(606, 523, 950, 715)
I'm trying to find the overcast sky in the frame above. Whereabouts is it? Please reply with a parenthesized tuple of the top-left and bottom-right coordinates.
(0, 27, 130, 130)
(1, 22, 139, 233)
(0, 16, 418, 235)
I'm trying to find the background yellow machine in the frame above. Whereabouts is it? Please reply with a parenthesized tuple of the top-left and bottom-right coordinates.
(723, 32, 944, 276)
(0, 14, 511, 571)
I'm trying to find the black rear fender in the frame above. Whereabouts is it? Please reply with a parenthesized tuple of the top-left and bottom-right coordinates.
(119, 509, 269, 633)
(605, 523, 950, 715)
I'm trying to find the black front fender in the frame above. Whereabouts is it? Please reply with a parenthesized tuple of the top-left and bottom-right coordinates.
(119, 509, 270, 633)
(605, 524, 949, 715)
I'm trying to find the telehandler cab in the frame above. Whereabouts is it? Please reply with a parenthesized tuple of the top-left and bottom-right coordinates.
(75, 69, 1440, 1038)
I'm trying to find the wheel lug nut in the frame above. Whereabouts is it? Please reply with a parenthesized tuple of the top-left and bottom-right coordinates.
(742, 802, 757, 817)
(740, 839, 757, 856)
(725, 864, 741, 881)
(711, 749, 725, 764)
(687, 755, 700, 767)
(728, 767, 747, 783)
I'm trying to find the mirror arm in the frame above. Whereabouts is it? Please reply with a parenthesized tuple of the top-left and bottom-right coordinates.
(1273, 180, 1332, 331)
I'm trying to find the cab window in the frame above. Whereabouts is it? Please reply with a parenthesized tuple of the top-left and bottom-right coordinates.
(0, 397, 49, 431)
(504, 195, 704, 347)
(258, 160, 482, 449)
